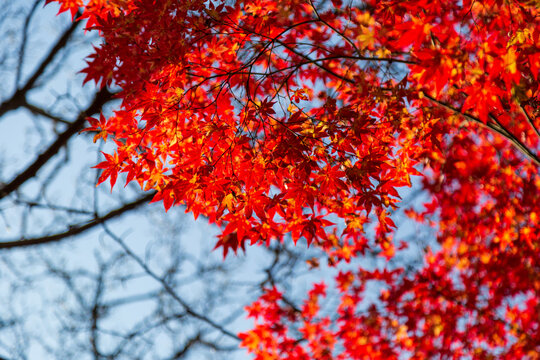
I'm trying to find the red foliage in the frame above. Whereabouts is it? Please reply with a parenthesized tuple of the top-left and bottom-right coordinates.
(50, 0, 539, 358)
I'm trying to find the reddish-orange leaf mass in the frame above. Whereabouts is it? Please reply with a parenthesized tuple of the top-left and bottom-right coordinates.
(50, 0, 539, 358)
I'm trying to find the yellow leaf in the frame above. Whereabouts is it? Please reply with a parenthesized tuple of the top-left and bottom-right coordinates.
(503, 47, 517, 74)
(93, 130, 108, 143)
(222, 193, 235, 212)
(356, 26, 375, 49)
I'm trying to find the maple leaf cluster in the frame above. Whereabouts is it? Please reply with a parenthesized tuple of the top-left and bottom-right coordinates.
(49, 0, 539, 358)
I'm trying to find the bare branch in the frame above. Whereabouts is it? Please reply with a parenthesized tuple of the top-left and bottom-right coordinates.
(102, 224, 242, 342)
(0, 192, 155, 249)
(0, 87, 112, 200)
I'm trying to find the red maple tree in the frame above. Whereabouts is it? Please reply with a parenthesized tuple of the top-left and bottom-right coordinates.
(48, 0, 539, 358)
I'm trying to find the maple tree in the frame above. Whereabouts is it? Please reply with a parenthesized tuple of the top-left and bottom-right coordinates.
(47, 0, 539, 359)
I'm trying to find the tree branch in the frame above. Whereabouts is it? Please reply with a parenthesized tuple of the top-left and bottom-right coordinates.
(422, 92, 540, 167)
(0, 87, 112, 200)
(103, 225, 242, 342)
(0, 15, 81, 118)
(0, 191, 155, 249)
(22, 101, 71, 125)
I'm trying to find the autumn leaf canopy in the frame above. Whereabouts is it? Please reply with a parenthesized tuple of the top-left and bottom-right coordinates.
(48, 0, 539, 358)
